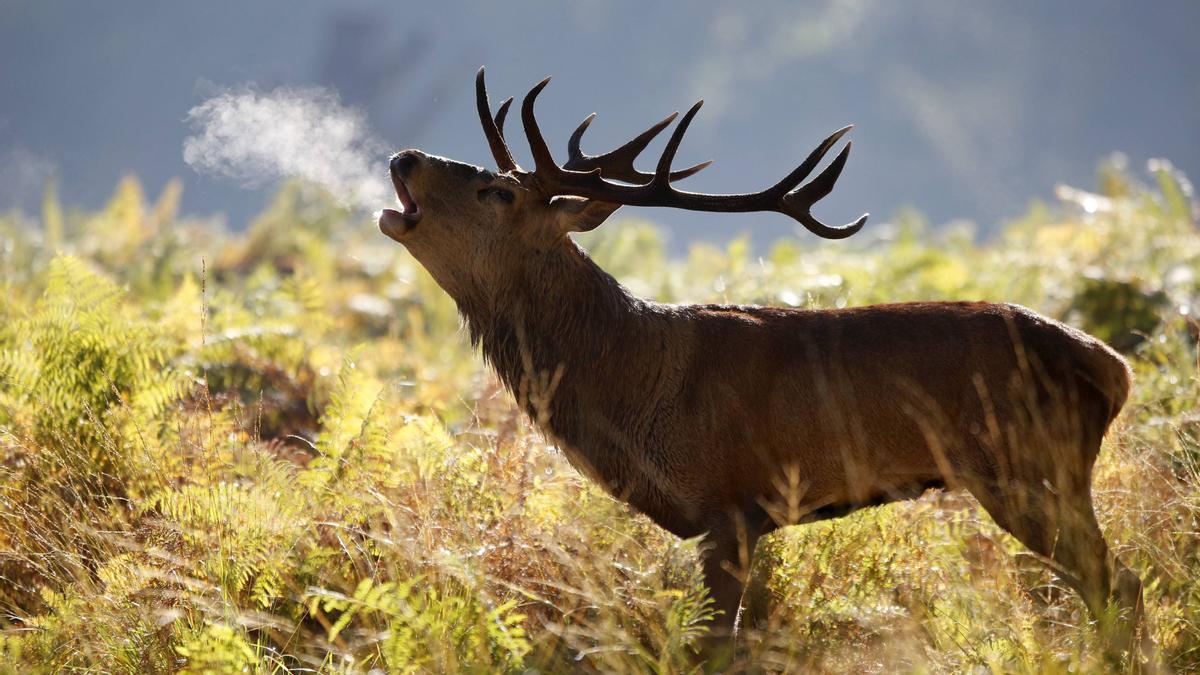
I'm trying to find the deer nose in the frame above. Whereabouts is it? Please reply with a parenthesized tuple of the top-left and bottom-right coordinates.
(390, 151, 420, 178)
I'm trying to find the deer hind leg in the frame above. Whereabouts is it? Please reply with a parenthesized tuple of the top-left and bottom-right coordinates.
(986, 484, 1113, 613)
(974, 479, 1150, 666)
(966, 390, 1149, 665)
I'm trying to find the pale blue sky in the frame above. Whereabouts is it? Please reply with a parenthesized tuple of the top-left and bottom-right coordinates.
(2, 0, 1197, 245)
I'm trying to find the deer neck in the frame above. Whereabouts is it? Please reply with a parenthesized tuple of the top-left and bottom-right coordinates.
(454, 240, 687, 525)
(457, 240, 645, 428)
(453, 239, 657, 432)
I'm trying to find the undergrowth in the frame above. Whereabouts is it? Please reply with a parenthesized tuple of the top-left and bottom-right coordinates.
(0, 160, 1197, 673)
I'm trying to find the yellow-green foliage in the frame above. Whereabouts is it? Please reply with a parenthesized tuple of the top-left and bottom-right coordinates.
(1, 256, 185, 456)
(0, 163, 1197, 674)
(307, 578, 531, 673)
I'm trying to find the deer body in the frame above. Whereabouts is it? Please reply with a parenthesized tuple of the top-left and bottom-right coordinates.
(469, 242, 1127, 538)
(377, 69, 1149, 662)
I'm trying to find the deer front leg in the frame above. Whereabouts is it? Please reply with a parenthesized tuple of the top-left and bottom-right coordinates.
(699, 513, 763, 635)
(695, 514, 765, 669)
(696, 529, 746, 669)
(701, 538, 746, 635)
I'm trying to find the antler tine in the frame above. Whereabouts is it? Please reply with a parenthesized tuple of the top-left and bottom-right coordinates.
(655, 100, 704, 183)
(475, 68, 520, 172)
(494, 97, 513, 140)
(760, 125, 853, 200)
(565, 111, 711, 184)
(566, 113, 598, 163)
(798, 209, 870, 239)
(521, 76, 578, 182)
(782, 141, 869, 239)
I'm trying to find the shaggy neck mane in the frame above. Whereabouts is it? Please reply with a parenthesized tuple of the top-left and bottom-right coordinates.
(455, 239, 641, 428)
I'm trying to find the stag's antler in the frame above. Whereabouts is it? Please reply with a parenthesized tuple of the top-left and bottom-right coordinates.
(476, 68, 868, 239)
(477, 69, 707, 183)
(476, 69, 519, 172)
(563, 112, 711, 184)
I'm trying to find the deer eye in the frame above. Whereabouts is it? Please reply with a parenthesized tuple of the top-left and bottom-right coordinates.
(478, 186, 515, 204)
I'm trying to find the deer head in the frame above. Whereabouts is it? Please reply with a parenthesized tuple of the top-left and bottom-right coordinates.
(379, 68, 867, 300)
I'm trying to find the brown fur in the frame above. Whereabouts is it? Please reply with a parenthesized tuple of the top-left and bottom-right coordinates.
(381, 149, 1148, 662)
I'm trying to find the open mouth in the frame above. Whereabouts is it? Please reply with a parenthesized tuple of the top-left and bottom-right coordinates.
(378, 172, 421, 238)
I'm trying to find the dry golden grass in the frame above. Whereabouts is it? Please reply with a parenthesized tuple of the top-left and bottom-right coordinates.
(0, 165, 1197, 673)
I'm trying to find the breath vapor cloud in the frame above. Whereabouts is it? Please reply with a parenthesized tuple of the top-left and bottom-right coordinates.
(182, 87, 390, 211)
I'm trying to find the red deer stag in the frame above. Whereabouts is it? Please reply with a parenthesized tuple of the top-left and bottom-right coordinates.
(378, 68, 1147, 660)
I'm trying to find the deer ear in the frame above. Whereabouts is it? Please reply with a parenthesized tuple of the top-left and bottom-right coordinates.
(551, 196, 621, 234)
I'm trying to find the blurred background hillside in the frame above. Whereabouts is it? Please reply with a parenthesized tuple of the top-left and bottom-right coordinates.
(2, 0, 1198, 246)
